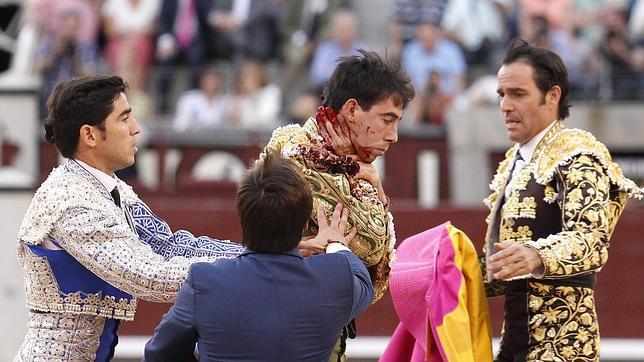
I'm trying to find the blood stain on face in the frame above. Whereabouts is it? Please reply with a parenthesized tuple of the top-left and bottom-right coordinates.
(357, 146, 374, 161)
(346, 97, 402, 162)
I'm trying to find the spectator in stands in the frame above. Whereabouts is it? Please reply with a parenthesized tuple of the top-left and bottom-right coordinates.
(414, 71, 450, 125)
(207, 0, 282, 62)
(402, 21, 465, 94)
(309, 9, 364, 88)
(518, 0, 591, 94)
(570, 0, 607, 45)
(173, 66, 230, 132)
(628, 0, 644, 96)
(34, 9, 97, 121)
(225, 60, 282, 130)
(401, 21, 465, 121)
(524, 15, 601, 100)
(279, 0, 348, 64)
(598, 6, 644, 100)
(520, 15, 574, 68)
(557, 1, 621, 99)
(143, 150, 373, 361)
(519, 0, 573, 32)
(34, 0, 100, 44)
(156, 0, 216, 115)
(286, 90, 320, 125)
(279, 0, 350, 120)
(388, 0, 448, 61)
(441, 0, 506, 72)
(102, 0, 159, 119)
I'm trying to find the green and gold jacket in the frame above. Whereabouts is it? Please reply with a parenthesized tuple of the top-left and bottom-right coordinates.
(263, 119, 396, 303)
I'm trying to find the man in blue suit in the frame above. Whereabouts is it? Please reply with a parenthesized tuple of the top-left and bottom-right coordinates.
(144, 149, 375, 361)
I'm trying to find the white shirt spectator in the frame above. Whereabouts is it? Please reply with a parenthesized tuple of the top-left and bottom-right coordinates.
(233, 84, 282, 130)
(173, 90, 229, 132)
(441, 0, 504, 52)
(402, 33, 466, 96)
(102, 0, 160, 34)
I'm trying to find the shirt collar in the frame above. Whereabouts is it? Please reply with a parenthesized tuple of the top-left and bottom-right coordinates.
(241, 247, 303, 258)
(73, 159, 118, 192)
(518, 120, 557, 162)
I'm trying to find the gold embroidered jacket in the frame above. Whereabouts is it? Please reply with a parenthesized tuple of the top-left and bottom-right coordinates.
(483, 121, 643, 361)
(17, 160, 243, 321)
(263, 119, 396, 302)
(485, 122, 642, 279)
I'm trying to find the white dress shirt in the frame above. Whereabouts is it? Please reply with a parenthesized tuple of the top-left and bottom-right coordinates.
(74, 159, 118, 194)
(74, 159, 135, 230)
(505, 120, 558, 198)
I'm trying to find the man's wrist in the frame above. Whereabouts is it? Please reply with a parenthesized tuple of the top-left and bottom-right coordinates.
(524, 244, 546, 278)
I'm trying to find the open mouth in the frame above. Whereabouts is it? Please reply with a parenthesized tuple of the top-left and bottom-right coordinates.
(505, 120, 521, 128)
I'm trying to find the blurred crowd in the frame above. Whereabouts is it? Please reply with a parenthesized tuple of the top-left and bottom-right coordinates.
(391, 0, 644, 126)
(1, 0, 643, 131)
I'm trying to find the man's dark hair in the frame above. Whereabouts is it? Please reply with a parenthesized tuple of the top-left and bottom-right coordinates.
(322, 49, 415, 112)
(236, 149, 313, 253)
(502, 38, 572, 119)
(44, 75, 129, 158)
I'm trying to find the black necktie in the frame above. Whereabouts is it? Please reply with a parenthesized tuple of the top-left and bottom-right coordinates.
(110, 187, 121, 207)
(511, 150, 524, 173)
(486, 149, 525, 281)
(507, 150, 526, 193)
(111, 186, 136, 231)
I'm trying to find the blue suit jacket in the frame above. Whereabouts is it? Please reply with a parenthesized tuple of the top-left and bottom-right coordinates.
(144, 247, 374, 361)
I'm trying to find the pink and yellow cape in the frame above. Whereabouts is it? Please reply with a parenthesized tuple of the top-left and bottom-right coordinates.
(381, 222, 493, 362)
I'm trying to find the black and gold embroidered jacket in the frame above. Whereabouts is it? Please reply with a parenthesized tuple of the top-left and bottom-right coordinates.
(485, 121, 642, 280)
(483, 121, 643, 361)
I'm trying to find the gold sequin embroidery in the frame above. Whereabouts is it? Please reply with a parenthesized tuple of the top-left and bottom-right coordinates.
(527, 282, 599, 361)
(263, 119, 396, 303)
